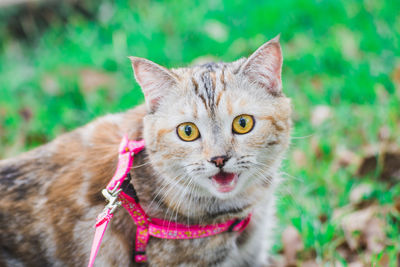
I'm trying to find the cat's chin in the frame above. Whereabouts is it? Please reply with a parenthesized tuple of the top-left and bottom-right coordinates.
(211, 172, 238, 193)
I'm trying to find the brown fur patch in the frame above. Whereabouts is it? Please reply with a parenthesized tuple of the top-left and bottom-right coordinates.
(198, 94, 208, 110)
(259, 115, 285, 131)
(216, 91, 223, 106)
(210, 71, 216, 91)
(191, 77, 199, 94)
(226, 96, 233, 115)
(157, 128, 174, 142)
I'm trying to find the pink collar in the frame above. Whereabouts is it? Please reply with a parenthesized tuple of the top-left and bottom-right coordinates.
(88, 135, 252, 266)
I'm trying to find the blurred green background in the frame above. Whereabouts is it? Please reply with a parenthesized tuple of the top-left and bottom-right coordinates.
(0, 0, 399, 265)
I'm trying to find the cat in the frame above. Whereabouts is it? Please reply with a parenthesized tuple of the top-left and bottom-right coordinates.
(0, 35, 292, 267)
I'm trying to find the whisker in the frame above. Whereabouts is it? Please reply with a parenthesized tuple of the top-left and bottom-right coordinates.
(280, 171, 303, 183)
(291, 134, 314, 140)
(159, 167, 199, 228)
(147, 165, 193, 213)
(147, 172, 187, 213)
(186, 177, 196, 226)
(131, 161, 152, 169)
(165, 175, 191, 231)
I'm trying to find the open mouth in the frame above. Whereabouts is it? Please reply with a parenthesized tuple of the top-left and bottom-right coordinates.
(211, 172, 238, 193)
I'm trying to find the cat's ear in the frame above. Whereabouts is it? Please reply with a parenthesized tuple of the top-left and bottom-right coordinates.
(129, 57, 177, 112)
(240, 35, 283, 96)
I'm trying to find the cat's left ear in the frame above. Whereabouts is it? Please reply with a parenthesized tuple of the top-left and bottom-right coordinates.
(240, 35, 283, 96)
(129, 56, 177, 113)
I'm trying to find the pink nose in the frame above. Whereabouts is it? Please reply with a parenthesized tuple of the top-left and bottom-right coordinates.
(210, 155, 230, 168)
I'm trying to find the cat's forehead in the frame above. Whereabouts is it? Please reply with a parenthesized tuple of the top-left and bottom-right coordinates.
(168, 59, 252, 117)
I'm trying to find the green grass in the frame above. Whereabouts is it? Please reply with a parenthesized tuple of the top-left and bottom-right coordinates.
(1, 0, 399, 265)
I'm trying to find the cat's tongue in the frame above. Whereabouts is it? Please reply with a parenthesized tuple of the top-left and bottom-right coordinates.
(211, 172, 238, 193)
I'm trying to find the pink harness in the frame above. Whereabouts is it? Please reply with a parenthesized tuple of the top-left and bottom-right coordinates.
(88, 135, 251, 266)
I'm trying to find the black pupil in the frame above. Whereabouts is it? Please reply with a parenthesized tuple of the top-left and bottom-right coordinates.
(184, 125, 192, 136)
(239, 117, 247, 128)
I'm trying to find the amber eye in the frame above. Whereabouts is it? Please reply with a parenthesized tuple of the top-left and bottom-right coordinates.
(177, 122, 200, 141)
(232, 114, 255, 134)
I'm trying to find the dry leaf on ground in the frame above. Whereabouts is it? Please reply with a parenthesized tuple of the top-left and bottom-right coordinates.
(282, 225, 304, 266)
(378, 126, 391, 141)
(18, 107, 32, 122)
(311, 105, 332, 126)
(391, 62, 400, 86)
(333, 147, 360, 172)
(301, 260, 319, 267)
(364, 217, 386, 253)
(336, 148, 360, 167)
(340, 205, 387, 254)
(348, 261, 364, 267)
(41, 74, 61, 95)
(349, 183, 373, 205)
(394, 197, 400, 213)
(377, 252, 390, 267)
(340, 206, 376, 250)
(310, 136, 322, 159)
(311, 76, 323, 91)
(79, 68, 115, 93)
(270, 255, 286, 267)
(292, 149, 307, 167)
(357, 146, 400, 182)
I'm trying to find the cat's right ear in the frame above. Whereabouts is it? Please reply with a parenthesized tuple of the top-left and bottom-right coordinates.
(129, 57, 177, 113)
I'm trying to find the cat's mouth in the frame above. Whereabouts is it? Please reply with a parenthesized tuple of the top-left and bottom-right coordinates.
(211, 172, 238, 193)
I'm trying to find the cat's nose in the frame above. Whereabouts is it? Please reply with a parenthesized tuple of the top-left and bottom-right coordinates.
(209, 155, 230, 168)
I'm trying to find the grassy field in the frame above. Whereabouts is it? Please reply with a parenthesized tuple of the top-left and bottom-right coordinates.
(0, 0, 399, 265)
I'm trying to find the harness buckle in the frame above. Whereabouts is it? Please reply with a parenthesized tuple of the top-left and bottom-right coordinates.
(101, 181, 122, 214)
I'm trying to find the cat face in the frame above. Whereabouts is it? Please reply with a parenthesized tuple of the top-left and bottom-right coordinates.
(131, 36, 291, 200)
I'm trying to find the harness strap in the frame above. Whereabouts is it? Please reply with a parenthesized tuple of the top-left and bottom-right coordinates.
(88, 210, 113, 267)
(88, 135, 251, 266)
(88, 135, 144, 267)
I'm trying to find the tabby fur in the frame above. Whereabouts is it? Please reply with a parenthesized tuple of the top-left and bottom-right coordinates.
(0, 36, 291, 267)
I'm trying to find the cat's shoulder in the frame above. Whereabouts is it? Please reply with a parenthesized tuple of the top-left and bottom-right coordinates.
(64, 103, 146, 144)
(0, 104, 146, 194)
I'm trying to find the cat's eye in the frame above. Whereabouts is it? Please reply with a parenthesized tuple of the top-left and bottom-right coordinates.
(177, 122, 200, 141)
(232, 114, 254, 134)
